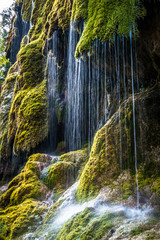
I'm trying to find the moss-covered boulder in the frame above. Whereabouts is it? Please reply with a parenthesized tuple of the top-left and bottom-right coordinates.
(0, 199, 47, 240)
(59, 148, 89, 171)
(41, 161, 75, 198)
(7, 39, 48, 156)
(56, 208, 123, 240)
(14, 80, 48, 154)
(77, 85, 160, 205)
(40, 148, 89, 198)
(0, 154, 51, 208)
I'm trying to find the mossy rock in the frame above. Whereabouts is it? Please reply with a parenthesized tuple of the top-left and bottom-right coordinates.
(46, 0, 72, 38)
(7, 39, 48, 156)
(13, 80, 48, 154)
(77, 86, 160, 203)
(0, 62, 18, 135)
(17, 39, 44, 89)
(56, 208, 119, 240)
(0, 199, 47, 240)
(33, 199, 63, 237)
(40, 148, 89, 197)
(20, 35, 29, 48)
(41, 161, 76, 197)
(0, 154, 51, 208)
(21, 0, 33, 22)
(75, 0, 146, 57)
(59, 148, 89, 174)
(0, 62, 18, 163)
(56, 141, 66, 154)
(29, 0, 47, 41)
(71, 0, 89, 21)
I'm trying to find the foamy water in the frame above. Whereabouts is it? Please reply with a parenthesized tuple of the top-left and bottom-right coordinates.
(23, 181, 152, 240)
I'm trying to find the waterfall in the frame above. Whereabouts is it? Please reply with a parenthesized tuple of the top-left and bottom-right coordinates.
(47, 32, 59, 152)
(24, 180, 151, 240)
(130, 30, 139, 208)
(65, 22, 87, 151)
(48, 22, 141, 207)
(65, 25, 112, 151)
(22, 21, 30, 37)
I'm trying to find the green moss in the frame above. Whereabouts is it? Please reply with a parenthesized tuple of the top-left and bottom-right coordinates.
(0, 62, 18, 161)
(56, 208, 94, 240)
(130, 226, 144, 236)
(40, 148, 89, 197)
(42, 199, 63, 224)
(47, 0, 72, 38)
(56, 209, 118, 240)
(75, 0, 146, 57)
(6, 39, 49, 155)
(121, 181, 133, 200)
(17, 39, 43, 89)
(20, 35, 29, 48)
(80, 214, 114, 240)
(25, 153, 51, 176)
(34, 199, 63, 237)
(0, 154, 50, 208)
(59, 148, 89, 171)
(0, 130, 8, 161)
(41, 161, 75, 197)
(77, 87, 160, 202)
(8, 89, 28, 145)
(0, 234, 5, 240)
(31, 0, 45, 26)
(29, 0, 49, 41)
(8, 80, 48, 155)
(21, 0, 32, 22)
(0, 199, 47, 240)
(77, 123, 119, 201)
(71, 0, 89, 21)
(151, 178, 160, 198)
(13, 80, 48, 154)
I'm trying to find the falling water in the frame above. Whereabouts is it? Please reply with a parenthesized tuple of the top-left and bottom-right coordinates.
(24, 181, 151, 240)
(29, 0, 34, 29)
(65, 22, 90, 151)
(66, 29, 112, 151)
(47, 31, 59, 152)
(130, 30, 139, 208)
(65, 22, 81, 150)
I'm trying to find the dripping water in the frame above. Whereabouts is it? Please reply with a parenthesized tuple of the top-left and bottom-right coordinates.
(47, 31, 59, 152)
(130, 30, 139, 208)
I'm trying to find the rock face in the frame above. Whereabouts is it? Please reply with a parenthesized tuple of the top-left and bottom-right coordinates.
(0, 0, 159, 179)
(77, 86, 160, 206)
(0, 0, 160, 239)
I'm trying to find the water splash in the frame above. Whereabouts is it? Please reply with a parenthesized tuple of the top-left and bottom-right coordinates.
(26, 181, 151, 240)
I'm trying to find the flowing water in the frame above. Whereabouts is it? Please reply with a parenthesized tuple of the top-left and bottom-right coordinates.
(41, 19, 144, 239)
(23, 181, 151, 240)
(130, 30, 139, 208)
(46, 21, 141, 203)
(65, 23, 112, 151)
(47, 32, 59, 152)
